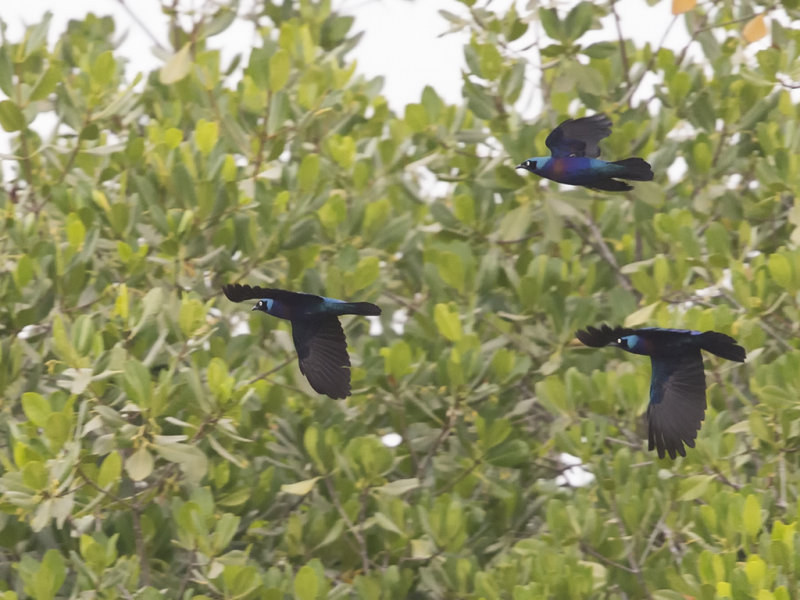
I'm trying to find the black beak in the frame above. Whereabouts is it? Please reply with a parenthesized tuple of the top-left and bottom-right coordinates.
(251, 304, 258, 311)
(515, 163, 525, 169)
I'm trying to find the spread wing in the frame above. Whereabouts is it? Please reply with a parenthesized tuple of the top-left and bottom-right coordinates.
(576, 324, 636, 347)
(647, 350, 707, 459)
(545, 113, 612, 158)
(291, 317, 351, 399)
(222, 284, 322, 305)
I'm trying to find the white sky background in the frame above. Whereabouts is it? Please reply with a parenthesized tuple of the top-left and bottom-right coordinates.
(0, 0, 694, 110)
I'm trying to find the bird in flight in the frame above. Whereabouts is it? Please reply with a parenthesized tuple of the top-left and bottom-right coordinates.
(516, 113, 654, 191)
(576, 325, 746, 458)
(223, 284, 381, 399)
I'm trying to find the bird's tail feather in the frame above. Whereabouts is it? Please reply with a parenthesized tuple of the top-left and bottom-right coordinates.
(337, 302, 382, 316)
(612, 157, 654, 181)
(696, 331, 746, 362)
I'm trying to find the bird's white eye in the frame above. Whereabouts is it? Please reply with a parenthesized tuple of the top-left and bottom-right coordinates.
(616, 338, 623, 344)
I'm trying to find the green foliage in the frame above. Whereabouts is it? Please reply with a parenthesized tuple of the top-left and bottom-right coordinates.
(0, 0, 799, 598)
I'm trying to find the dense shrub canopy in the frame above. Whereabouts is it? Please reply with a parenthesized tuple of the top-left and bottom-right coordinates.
(1, 0, 799, 598)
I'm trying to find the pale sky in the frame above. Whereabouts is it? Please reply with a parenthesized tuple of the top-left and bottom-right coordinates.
(0, 0, 694, 110)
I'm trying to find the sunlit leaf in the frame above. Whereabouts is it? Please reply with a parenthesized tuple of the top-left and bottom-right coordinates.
(672, 0, 696, 15)
(743, 14, 767, 44)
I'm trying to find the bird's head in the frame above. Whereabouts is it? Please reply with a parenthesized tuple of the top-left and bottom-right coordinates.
(612, 334, 647, 355)
(253, 298, 274, 314)
(516, 158, 540, 173)
(611, 336, 629, 350)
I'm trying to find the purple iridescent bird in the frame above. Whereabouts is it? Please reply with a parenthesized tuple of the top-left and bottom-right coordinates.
(223, 284, 381, 399)
(576, 325, 746, 459)
(516, 113, 654, 191)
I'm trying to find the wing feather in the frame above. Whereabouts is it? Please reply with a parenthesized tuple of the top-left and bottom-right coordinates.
(291, 317, 351, 399)
(546, 114, 612, 158)
(222, 284, 322, 305)
(576, 325, 636, 347)
(646, 350, 707, 459)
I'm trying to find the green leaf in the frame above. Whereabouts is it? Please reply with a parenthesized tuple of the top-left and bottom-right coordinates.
(453, 194, 475, 224)
(23, 12, 52, 60)
(768, 253, 793, 290)
(298, 154, 320, 193)
(485, 439, 529, 467)
(476, 43, 503, 80)
(381, 340, 413, 380)
(125, 447, 154, 481)
(434, 303, 462, 342)
(34, 550, 66, 600)
(21, 392, 50, 427)
(692, 140, 712, 174)
(374, 478, 421, 496)
(66, 213, 86, 249)
(160, 43, 192, 84)
(122, 360, 151, 406)
(153, 441, 208, 484)
(346, 437, 393, 479)
(539, 8, 563, 41)
(179, 296, 206, 337)
(91, 51, 116, 86)
(744, 555, 766, 589)
(29, 66, 61, 101)
(624, 302, 660, 327)
(269, 49, 290, 91)
(327, 135, 356, 168)
(281, 477, 320, 496)
(293, 565, 319, 600)
(352, 256, 379, 290)
(44, 413, 70, 449)
(405, 103, 428, 133)
(743, 494, 762, 537)
(211, 513, 240, 553)
(583, 41, 617, 58)
(0, 100, 26, 131)
(22, 461, 48, 490)
(195, 119, 219, 156)
(98, 451, 122, 488)
(564, 2, 594, 41)
(678, 474, 715, 501)
(436, 251, 465, 292)
(496, 204, 531, 242)
(207, 357, 234, 401)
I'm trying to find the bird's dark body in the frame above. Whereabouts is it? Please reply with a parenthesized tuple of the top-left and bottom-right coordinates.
(517, 114, 654, 191)
(576, 325, 746, 459)
(222, 284, 380, 399)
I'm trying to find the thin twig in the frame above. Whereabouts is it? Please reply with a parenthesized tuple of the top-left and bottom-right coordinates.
(580, 542, 638, 573)
(115, 0, 168, 50)
(247, 355, 296, 385)
(609, 0, 631, 93)
(419, 408, 457, 477)
(566, 213, 634, 293)
(132, 504, 151, 587)
(177, 548, 197, 598)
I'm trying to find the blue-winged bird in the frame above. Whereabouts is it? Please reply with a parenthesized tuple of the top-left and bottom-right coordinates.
(517, 113, 653, 191)
(223, 284, 381, 399)
(576, 325, 746, 458)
